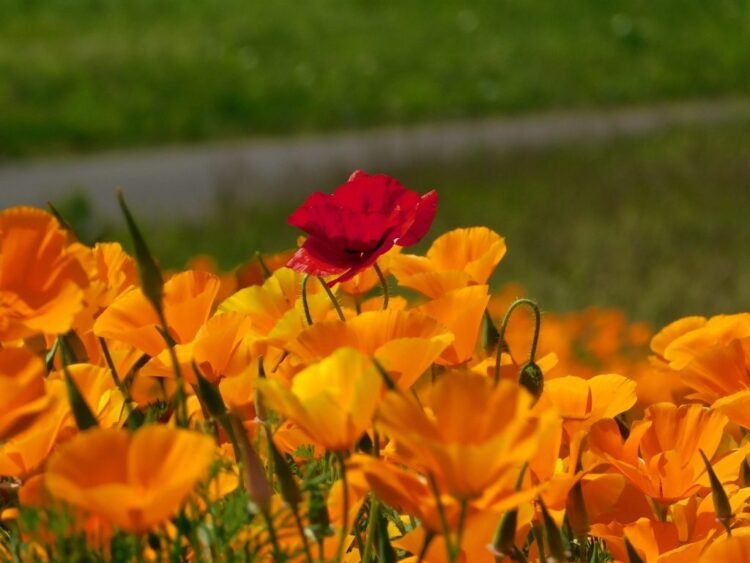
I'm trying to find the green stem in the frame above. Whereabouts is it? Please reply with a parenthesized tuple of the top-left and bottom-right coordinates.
(493, 298, 541, 385)
(317, 276, 346, 321)
(427, 473, 456, 563)
(335, 453, 350, 562)
(417, 531, 435, 563)
(301, 274, 314, 325)
(262, 508, 285, 561)
(361, 496, 379, 562)
(291, 503, 314, 563)
(256, 252, 272, 279)
(156, 316, 188, 428)
(98, 337, 122, 388)
(373, 262, 389, 310)
(454, 499, 469, 559)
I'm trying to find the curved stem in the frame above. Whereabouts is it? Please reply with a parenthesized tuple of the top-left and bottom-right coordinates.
(301, 274, 314, 325)
(493, 298, 541, 385)
(317, 276, 346, 322)
(373, 262, 389, 310)
(335, 453, 350, 562)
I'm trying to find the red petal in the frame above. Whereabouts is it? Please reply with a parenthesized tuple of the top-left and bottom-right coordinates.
(397, 190, 438, 246)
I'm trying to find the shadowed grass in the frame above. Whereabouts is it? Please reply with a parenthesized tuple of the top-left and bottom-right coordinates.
(2, 0, 750, 156)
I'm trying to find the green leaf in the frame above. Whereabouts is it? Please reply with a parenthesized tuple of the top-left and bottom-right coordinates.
(539, 497, 568, 562)
(193, 364, 227, 418)
(699, 448, 733, 535)
(624, 537, 645, 563)
(63, 368, 99, 431)
(117, 190, 165, 318)
(264, 426, 302, 508)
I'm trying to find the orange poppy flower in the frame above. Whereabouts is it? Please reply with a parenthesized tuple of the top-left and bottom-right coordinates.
(650, 314, 750, 427)
(390, 227, 506, 298)
(414, 285, 490, 366)
(139, 311, 255, 387)
(700, 530, 750, 562)
(285, 309, 453, 388)
(588, 403, 747, 504)
(0, 380, 70, 479)
(257, 347, 382, 452)
(0, 348, 50, 441)
(376, 371, 557, 500)
(94, 270, 220, 356)
(234, 250, 296, 289)
(0, 207, 88, 341)
(45, 425, 215, 533)
(534, 373, 637, 440)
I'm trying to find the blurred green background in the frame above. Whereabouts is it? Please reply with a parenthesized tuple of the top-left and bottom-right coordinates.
(3, 1, 750, 324)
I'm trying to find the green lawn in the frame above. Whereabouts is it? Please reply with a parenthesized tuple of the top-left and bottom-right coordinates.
(1, 0, 749, 157)
(59, 119, 749, 327)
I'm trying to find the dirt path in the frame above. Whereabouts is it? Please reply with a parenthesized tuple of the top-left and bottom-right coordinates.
(1, 98, 749, 218)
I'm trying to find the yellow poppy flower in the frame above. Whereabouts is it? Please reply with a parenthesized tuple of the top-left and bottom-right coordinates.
(257, 347, 382, 452)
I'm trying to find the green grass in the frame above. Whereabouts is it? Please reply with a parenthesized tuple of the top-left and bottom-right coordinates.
(60, 120, 750, 327)
(1, 0, 749, 157)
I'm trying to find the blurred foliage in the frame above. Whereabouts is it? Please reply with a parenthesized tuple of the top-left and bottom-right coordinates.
(1, 0, 749, 156)
(82, 120, 750, 326)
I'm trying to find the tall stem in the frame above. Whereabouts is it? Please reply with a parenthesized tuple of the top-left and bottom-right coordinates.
(317, 276, 346, 321)
(373, 262, 389, 310)
(493, 298, 541, 385)
(427, 473, 456, 563)
(361, 496, 379, 562)
(301, 274, 314, 325)
(335, 453, 350, 562)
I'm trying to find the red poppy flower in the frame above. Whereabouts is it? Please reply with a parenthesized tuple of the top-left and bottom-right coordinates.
(287, 170, 438, 284)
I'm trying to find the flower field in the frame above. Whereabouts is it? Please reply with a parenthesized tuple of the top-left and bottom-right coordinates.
(1, 171, 749, 562)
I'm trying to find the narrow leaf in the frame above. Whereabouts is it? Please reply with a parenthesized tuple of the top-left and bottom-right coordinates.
(538, 497, 567, 562)
(229, 413, 272, 511)
(117, 190, 165, 318)
(63, 368, 99, 431)
(264, 426, 302, 508)
(624, 537, 645, 563)
(700, 448, 733, 535)
(193, 364, 227, 418)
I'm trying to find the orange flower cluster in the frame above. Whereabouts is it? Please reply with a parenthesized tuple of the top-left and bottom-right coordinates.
(1, 182, 750, 563)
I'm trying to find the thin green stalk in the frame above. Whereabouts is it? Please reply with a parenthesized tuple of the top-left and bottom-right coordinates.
(301, 274, 314, 325)
(417, 531, 435, 563)
(262, 509, 285, 561)
(157, 321, 188, 427)
(335, 453, 350, 562)
(427, 473, 457, 563)
(317, 276, 346, 321)
(454, 499, 469, 558)
(291, 505, 314, 563)
(373, 262, 389, 310)
(493, 298, 541, 385)
(361, 496, 379, 562)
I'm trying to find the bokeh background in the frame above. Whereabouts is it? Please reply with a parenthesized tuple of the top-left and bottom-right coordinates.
(2, 1, 750, 324)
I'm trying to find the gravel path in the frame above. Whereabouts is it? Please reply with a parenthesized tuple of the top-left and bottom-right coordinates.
(1, 99, 749, 219)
